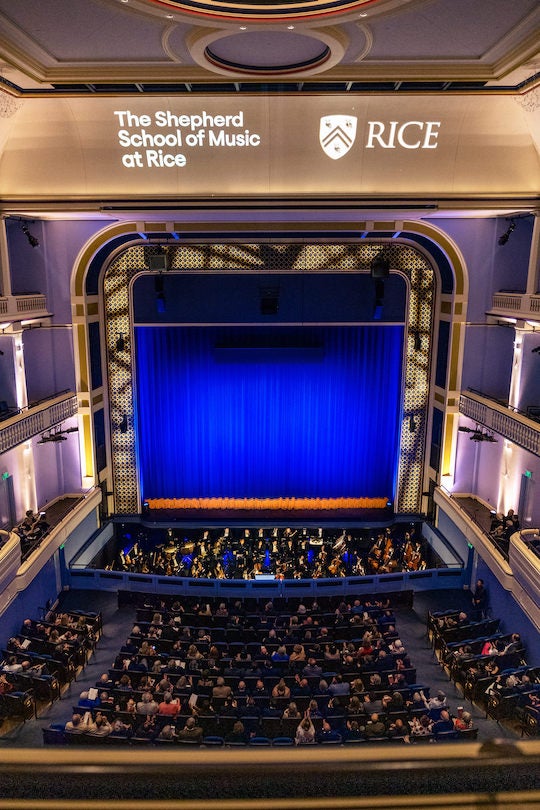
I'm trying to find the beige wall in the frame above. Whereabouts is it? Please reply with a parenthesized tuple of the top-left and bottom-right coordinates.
(0, 94, 538, 200)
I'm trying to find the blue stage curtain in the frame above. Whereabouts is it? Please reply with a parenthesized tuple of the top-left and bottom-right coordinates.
(135, 325, 403, 500)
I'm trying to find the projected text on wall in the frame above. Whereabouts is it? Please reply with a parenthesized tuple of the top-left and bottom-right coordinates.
(113, 109, 441, 168)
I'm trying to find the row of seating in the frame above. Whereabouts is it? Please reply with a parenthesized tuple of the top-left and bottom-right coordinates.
(43, 726, 478, 747)
(43, 594, 475, 746)
(429, 609, 539, 737)
(0, 608, 102, 725)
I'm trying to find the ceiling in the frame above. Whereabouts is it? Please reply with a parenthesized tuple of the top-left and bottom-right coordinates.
(0, 0, 539, 94)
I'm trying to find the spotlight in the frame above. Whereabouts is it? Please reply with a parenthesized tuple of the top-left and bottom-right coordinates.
(116, 333, 126, 352)
(149, 252, 168, 272)
(411, 330, 422, 351)
(498, 219, 516, 246)
(119, 414, 128, 433)
(409, 414, 417, 432)
(21, 223, 39, 248)
(460, 424, 498, 442)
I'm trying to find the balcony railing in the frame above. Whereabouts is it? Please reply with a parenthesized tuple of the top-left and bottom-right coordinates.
(460, 390, 540, 455)
(490, 292, 540, 319)
(0, 293, 49, 320)
(0, 391, 78, 454)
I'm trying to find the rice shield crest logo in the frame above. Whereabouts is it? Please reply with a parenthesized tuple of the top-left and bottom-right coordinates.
(319, 115, 357, 160)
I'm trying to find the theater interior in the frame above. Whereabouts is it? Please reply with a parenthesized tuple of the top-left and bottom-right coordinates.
(0, 0, 539, 806)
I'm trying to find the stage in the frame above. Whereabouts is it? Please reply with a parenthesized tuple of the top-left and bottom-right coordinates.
(142, 501, 394, 525)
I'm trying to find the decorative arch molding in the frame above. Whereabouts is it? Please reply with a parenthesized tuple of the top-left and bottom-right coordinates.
(71, 220, 468, 516)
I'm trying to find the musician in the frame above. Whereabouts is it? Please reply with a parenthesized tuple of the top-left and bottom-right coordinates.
(333, 530, 347, 556)
(402, 533, 414, 569)
(367, 534, 385, 573)
(283, 528, 298, 555)
(380, 543, 398, 573)
(352, 558, 366, 576)
(328, 557, 345, 577)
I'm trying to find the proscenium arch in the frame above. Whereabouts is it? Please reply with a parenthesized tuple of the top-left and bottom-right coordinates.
(71, 221, 467, 517)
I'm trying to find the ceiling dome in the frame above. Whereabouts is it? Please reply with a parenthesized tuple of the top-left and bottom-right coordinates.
(143, 0, 416, 23)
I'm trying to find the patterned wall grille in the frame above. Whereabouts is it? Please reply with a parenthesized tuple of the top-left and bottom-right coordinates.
(103, 243, 434, 515)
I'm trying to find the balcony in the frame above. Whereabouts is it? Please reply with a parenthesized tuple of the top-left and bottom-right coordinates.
(0, 293, 50, 322)
(434, 488, 540, 632)
(489, 292, 540, 322)
(0, 391, 78, 455)
(0, 488, 102, 615)
(460, 390, 540, 455)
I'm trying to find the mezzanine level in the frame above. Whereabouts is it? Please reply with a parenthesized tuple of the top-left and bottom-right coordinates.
(0, 391, 78, 455)
(0, 488, 102, 616)
(460, 390, 540, 455)
(434, 488, 540, 633)
(0, 293, 50, 322)
(489, 292, 540, 322)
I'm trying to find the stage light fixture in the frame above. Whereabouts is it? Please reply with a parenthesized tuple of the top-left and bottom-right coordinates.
(409, 414, 417, 432)
(116, 333, 126, 352)
(149, 251, 168, 272)
(119, 414, 128, 433)
(460, 424, 498, 442)
(373, 278, 385, 320)
(154, 274, 166, 313)
(21, 223, 39, 248)
(260, 286, 280, 315)
(370, 253, 390, 278)
(498, 219, 516, 246)
(413, 331, 422, 352)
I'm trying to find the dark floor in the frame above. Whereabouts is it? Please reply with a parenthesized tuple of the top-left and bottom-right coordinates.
(145, 507, 393, 522)
(0, 587, 519, 748)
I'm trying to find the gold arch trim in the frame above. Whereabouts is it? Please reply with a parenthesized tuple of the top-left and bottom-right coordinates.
(72, 220, 468, 516)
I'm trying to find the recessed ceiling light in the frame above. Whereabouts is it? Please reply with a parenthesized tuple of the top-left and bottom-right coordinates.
(239, 25, 247, 29)
(120, 0, 129, 4)
(359, 11, 368, 16)
(166, 13, 174, 18)
(287, 25, 295, 29)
